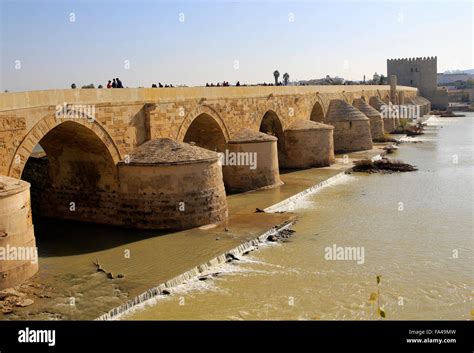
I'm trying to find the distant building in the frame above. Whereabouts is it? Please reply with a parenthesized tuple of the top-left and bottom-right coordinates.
(373, 72, 380, 83)
(387, 56, 448, 109)
(299, 75, 345, 86)
(437, 73, 473, 85)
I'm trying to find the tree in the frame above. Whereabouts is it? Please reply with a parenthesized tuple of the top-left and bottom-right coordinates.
(98, 84, 103, 89)
(71, 83, 77, 89)
(379, 75, 385, 85)
(273, 70, 280, 85)
(81, 83, 95, 89)
(283, 73, 290, 86)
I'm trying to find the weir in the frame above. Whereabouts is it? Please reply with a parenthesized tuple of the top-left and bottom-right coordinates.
(0, 85, 426, 289)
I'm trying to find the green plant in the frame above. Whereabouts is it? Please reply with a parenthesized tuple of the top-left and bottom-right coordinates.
(398, 118, 410, 129)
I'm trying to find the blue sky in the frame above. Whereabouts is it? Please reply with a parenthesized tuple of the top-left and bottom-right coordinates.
(1, 0, 472, 92)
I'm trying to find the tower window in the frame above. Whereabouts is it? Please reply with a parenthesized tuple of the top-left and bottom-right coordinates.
(410, 80, 413, 85)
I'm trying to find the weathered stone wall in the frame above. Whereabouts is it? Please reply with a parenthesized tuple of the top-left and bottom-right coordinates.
(118, 161, 227, 230)
(0, 176, 38, 290)
(282, 120, 334, 169)
(223, 140, 281, 193)
(0, 87, 419, 175)
(22, 156, 121, 226)
(330, 120, 373, 153)
(22, 156, 227, 230)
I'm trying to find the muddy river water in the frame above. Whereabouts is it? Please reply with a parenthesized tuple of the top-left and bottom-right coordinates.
(2, 115, 472, 321)
(124, 115, 473, 320)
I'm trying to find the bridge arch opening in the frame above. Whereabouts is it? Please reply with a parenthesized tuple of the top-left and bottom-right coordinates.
(21, 120, 120, 222)
(183, 113, 227, 152)
(259, 110, 285, 163)
(309, 101, 325, 122)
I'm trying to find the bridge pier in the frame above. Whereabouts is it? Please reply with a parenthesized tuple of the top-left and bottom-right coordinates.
(117, 138, 228, 229)
(353, 99, 385, 140)
(22, 139, 228, 230)
(0, 176, 38, 290)
(326, 100, 373, 153)
(369, 96, 398, 133)
(281, 120, 335, 169)
(222, 129, 281, 193)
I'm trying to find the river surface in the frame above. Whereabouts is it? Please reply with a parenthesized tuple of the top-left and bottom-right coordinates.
(124, 115, 473, 320)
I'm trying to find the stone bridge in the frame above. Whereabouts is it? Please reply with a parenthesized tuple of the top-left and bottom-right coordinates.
(0, 85, 422, 288)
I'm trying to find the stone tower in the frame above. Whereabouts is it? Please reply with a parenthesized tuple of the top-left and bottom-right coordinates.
(387, 57, 437, 98)
(387, 56, 447, 109)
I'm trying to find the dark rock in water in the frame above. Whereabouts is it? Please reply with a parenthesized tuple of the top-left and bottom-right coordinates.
(383, 145, 398, 154)
(117, 274, 124, 279)
(255, 208, 265, 213)
(225, 253, 240, 262)
(198, 276, 209, 281)
(267, 228, 295, 242)
(353, 158, 417, 174)
(162, 289, 171, 295)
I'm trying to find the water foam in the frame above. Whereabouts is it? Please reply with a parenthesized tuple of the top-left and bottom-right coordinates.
(264, 172, 353, 213)
(95, 220, 294, 320)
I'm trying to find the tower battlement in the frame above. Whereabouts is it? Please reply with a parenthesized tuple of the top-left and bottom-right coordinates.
(387, 56, 437, 64)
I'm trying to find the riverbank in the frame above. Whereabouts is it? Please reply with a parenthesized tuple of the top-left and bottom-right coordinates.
(1, 144, 390, 321)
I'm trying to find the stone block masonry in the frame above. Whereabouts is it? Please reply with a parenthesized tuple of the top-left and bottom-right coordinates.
(0, 86, 420, 288)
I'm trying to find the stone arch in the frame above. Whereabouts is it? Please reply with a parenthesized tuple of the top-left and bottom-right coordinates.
(177, 105, 230, 146)
(309, 96, 326, 123)
(8, 111, 122, 179)
(179, 105, 229, 152)
(259, 110, 285, 162)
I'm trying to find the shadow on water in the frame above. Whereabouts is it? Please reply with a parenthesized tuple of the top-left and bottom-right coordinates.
(279, 168, 305, 175)
(32, 215, 170, 257)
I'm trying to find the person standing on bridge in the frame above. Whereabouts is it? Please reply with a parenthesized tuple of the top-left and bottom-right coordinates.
(112, 79, 117, 88)
(107, 80, 112, 88)
(116, 78, 123, 88)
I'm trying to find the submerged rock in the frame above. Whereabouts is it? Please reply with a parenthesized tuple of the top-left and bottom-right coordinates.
(16, 298, 34, 307)
(267, 228, 295, 243)
(383, 145, 398, 154)
(225, 253, 240, 262)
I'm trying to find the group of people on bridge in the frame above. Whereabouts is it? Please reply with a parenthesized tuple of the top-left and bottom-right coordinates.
(206, 81, 241, 87)
(106, 78, 124, 88)
(152, 83, 174, 88)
